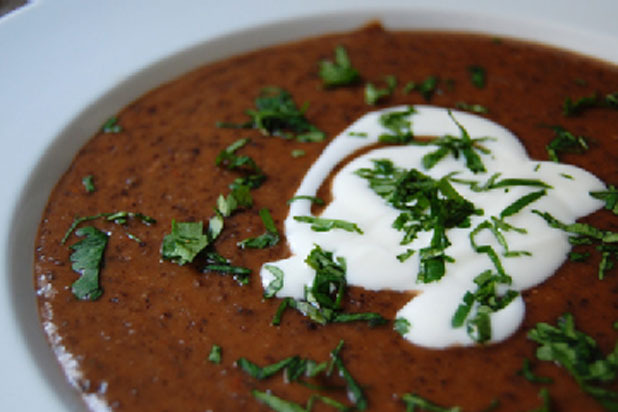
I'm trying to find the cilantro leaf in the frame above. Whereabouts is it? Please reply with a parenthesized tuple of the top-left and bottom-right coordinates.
(238, 208, 280, 249)
(263, 265, 284, 298)
(202, 251, 251, 285)
(378, 106, 416, 144)
(403, 75, 439, 101)
(546, 126, 588, 162)
(82, 175, 95, 193)
(208, 344, 222, 364)
(365, 75, 397, 105)
(401, 393, 462, 412)
(101, 116, 122, 133)
(287, 195, 325, 206)
(591, 185, 618, 215)
(69, 226, 108, 300)
(563, 91, 618, 116)
(252, 390, 307, 412)
(528, 313, 618, 409)
(161, 220, 209, 265)
(293, 215, 363, 234)
(318, 45, 361, 87)
(394, 317, 411, 336)
(468, 65, 487, 88)
(518, 358, 554, 384)
(455, 101, 489, 114)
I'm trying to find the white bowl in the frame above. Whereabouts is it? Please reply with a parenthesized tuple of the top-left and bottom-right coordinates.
(1, 1, 617, 411)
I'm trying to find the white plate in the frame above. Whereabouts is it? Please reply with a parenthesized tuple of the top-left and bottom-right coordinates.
(1, 1, 617, 411)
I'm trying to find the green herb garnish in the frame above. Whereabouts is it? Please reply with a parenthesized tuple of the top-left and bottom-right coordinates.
(161, 220, 209, 265)
(208, 344, 222, 364)
(287, 195, 325, 206)
(263, 265, 285, 298)
(101, 116, 122, 133)
(318, 45, 361, 87)
(591, 185, 618, 215)
(293, 215, 363, 234)
(238, 208, 280, 249)
(202, 251, 251, 285)
(563, 91, 618, 116)
(69, 226, 108, 300)
(82, 175, 95, 193)
(528, 313, 618, 409)
(403, 75, 439, 101)
(217, 87, 325, 142)
(401, 393, 461, 412)
(62, 211, 156, 244)
(291, 149, 306, 158)
(455, 101, 489, 114)
(378, 106, 416, 144)
(546, 126, 588, 162)
(394, 318, 411, 336)
(365, 75, 397, 105)
(518, 358, 554, 384)
(468, 65, 487, 88)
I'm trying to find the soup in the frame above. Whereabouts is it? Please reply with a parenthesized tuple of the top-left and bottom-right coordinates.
(34, 24, 618, 411)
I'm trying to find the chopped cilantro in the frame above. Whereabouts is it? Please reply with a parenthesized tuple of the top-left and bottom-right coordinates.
(563, 91, 618, 116)
(101, 116, 122, 133)
(394, 317, 411, 336)
(546, 126, 588, 162)
(218, 87, 325, 142)
(403, 75, 439, 101)
(533, 209, 618, 279)
(272, 245, 385, 327)
(449, 172, 551, 193)
(378, 106, 416, 144)
(401, 393, 461, 412)
(287, 195, 325, 206)
(208, 344, 222, 364)
(263, 265, 284, 298)
(238, 208, 280, 249)
(318, 45, 361, 87)
(348, 131, 368, 138)
(62, 211, 156, 244)
(355, 161, 480, 283)
(161, 220, 209, 265)
(455, 101, 489, 114)
(528, 313, 618, 409)
(591, 185, 618, 215)
(69, 226, 108, 300)
(529, 388, 552, 412)
(365, 75, 397, 105)
(293, 215, 363, 234)
(82, 175, 95, 193)
(291, 149, 306, 158)
(202, 251, 251, 285)
(468, 65, 487, 88)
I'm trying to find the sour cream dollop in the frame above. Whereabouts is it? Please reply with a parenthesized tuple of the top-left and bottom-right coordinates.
(260, 105, 604, 348)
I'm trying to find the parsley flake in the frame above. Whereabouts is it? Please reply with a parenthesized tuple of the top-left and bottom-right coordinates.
(293, 215, 363, 234)
(318, 45, 361, 87)
(365, 75, 397, 105)
(238, 208, 280, 249)
(161, 220, 209, 265)
(69, 226, 108, 300)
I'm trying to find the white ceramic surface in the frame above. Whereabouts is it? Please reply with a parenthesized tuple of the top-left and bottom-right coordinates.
(1, 1, 617, 411)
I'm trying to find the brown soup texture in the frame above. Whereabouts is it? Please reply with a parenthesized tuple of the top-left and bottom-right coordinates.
(34, 24, 618, 411)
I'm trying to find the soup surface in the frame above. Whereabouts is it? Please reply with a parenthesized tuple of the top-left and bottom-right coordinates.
(34, 24, 618, 411)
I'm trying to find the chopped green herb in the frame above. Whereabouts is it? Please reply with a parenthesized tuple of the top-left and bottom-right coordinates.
(394, 317, 411, 336)
(533, 210, 618, 279)
(62, 211, 156, 244)
(500, 190, 547, 219)
(69, 226, 108, 300)
(417, 110, 491, 174)
(330, 340, 368, 410)
(365, 75, 397, 105)
(449, 172, 552, 193)
(263, 265, 285, 298)
(82, 175, 95, 193)
(208, 344, 222, 364)
(455, 101, 489, 114)
(251, 390, 307, 412)
(396, 248, 415, 262)
(291, 149, 306, 158)
(202, 251, 251, 285)
(348, 131, 368, 138)
(287, 195, 325, 206)
(546, 126, 588, 162)
(217, 87, 325, 142)
(161, 220, 209, 265)
(318, 45, 361, 87)
(378, 106, 416, 144)
(401, 393, 461, 412)
(355, 160, 480, 283)
(101, 116, 122, 133)
(563, 91, 618, 116)
(591, 185, 618, 215)
(518, 358, 554, 384)
(468, 65, 487, 88)
(238, 208, 280, 249)
(272, 246, 385, 327)
(403, 75, 439, 101)
(293, 215, 363, 234)
(528, 313, 618, 409)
